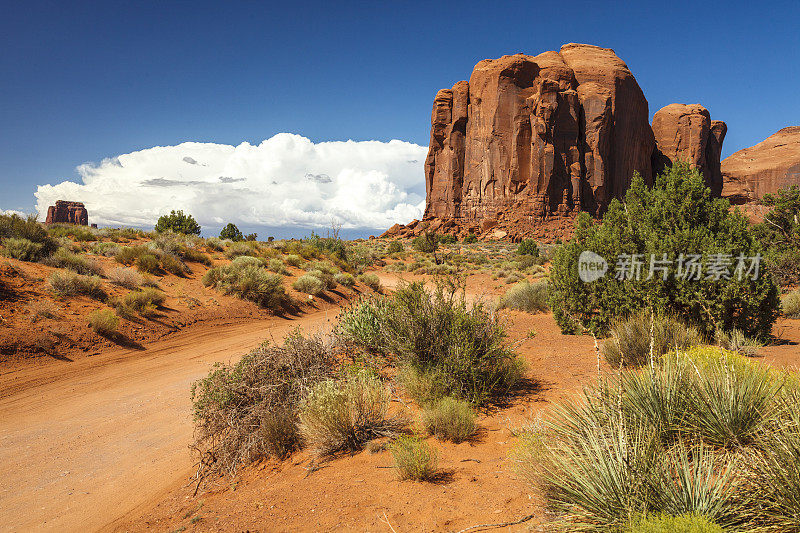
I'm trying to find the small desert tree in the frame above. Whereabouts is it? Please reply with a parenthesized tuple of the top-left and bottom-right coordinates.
(549, 163, 780, 339)
(154, 210, 201, 235)
(219, 223, 244, 241)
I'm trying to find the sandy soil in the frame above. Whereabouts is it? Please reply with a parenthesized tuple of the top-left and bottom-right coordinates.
(0, 305, 342, 532)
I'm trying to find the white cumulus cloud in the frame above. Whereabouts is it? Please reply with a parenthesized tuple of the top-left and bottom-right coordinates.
(34, 133, 427, 231)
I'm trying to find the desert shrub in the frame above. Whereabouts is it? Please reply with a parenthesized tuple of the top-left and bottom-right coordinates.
(438, 233, 457, 245)
(389, 435, 438, 481)
(91, 241, 121, 257)
(463, 233, 478, 244)
(335, 296, 390, 352)
(51, 225, 97, 242)
(203, 261, 286, 309)
(154, 210, 200, 235)
(412, 231, 438, 254)
(714, 328, 764, 357)
(122, 288, 166, 316)
(182, 247, 211, 266)
(158, 253, 188, 276)
(26, 300, 60, 321)
(686, 354, 782, 448)
(135, 253, 161, 274)
(293, 274, 325, 295)
(205, 237, 225, 252)
(345, 280, 524, 406)
(109, 267, 144, 289)
(306, 231, 347, 260)
(0, 214, 56, 255)
(504, 272, 524, 284)
(191, 333, 336, 476)
(285, 254, 303, 267)
(386, 262, 407, 272)
(421, 397, 476, 443)
(386, 241, 403, 254)
(753, 186, 800, 287)
(625, 514, 724, 533)
(499, 281, 549, 313)
(43, 248, 103, 276)
(219, 223, 243, 242)
(548, 163, 780, 339)
(357, 273, 381, 291)
(48, 271, 105, 299)
(334, 272, 355, 287)
(517, 239, 540, 257)
(299, 371, 406, 455)
(114, 245, 149, 266)
(746, 389, 800, 532)
(781, 289, 800, 318)
(267, 258, 288, 275)
(2, 237, 44, 261)
(88, 309, 119, 335)
(225, 242, 256, 259)
(515, 346, 800, 531)
(601, 311, 704, 367)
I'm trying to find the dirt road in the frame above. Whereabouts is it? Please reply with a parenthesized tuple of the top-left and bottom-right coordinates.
(0, 309, 337, 532)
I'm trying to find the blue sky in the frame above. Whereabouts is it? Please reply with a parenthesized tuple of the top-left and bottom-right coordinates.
(1, 0, 798, 233)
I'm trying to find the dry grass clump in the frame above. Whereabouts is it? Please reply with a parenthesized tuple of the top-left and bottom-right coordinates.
(334, 272, 356, 287)
(44, 248, 104, 276)
(602, 310, 704, 367)
(389, 435, 438, 481)
(225, 242, 257, 259)
(293, 274, 325, 295)
(119, 288, 166, 317)
(781, 289, 800, 318)
(267, 258, 289, 275)
(299, 371, 407, 455)
(202, 258, 286, 309)
(357, 273, 381, 291)
(27, 300, 60, 321)
(714, 328, 764, 357)
(91, 242, 121, 257)
(421, 396, 476, 443)
(2, 237, 45, 261)
(285, 254, 303, 267)
(88, 309, 120, 336)
(109, 267, 144, 289)
(48, 271, 106, 300)
(515, 346, 798, 531)
(499, 280, 549, 313)
(190, 333, 336, 476)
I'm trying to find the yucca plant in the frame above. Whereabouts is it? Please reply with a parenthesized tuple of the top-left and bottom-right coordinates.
(686, 356, 783, 448)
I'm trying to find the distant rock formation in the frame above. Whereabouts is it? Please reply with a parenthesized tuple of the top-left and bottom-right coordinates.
(651, 104, 727, 196)
(384, 43, 727, 242)
(45, 201, 88, 225)
(721, 127, 800, 204)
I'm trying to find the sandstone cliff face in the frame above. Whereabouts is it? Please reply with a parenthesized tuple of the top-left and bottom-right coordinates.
(424, 43, 655, 228)
(651, 104, 727, 196)
(721, 127, 800, 204)
(45, 201, 88, 225)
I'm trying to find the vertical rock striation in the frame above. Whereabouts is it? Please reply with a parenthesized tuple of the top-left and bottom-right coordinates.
(45, 201, 89, 225)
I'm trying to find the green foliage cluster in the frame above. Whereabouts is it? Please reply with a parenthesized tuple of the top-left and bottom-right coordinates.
(412, 231, 438, 254)
(48, 271, 106, 300)
(753, 185, 800, 287)
(389, 435, 438, 481)
(548, 164, 780, 338)
(421, 396, 476, 443)
(154, 210, 201, 235)
(336, 279, 524, 405)
(499, 281, 549, 314)
(219, 223, 243, 242)
(44, 248, 104, 276)
(516, 239, 540, 257)
(0, 213, 56, 261)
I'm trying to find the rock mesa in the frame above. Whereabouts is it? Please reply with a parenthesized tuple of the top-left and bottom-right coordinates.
(45, 200, 88, 225)
(384, 44, 726, 241)
(721, 127, 800, 204)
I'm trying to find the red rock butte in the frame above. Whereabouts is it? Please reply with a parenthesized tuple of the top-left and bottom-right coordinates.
(45, 200, 88, 226)
(384, 43, 732, 242)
